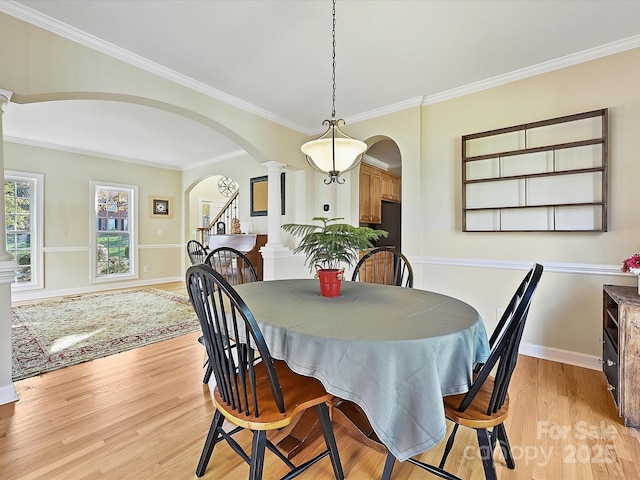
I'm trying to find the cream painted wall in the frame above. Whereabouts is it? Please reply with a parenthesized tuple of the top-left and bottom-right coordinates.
(4, 142, 184, 294)
(410, 47, 640, 362)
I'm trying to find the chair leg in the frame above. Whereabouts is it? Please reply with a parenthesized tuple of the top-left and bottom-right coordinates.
(202, 362, 212, 384)
(316, 402, 345, 480)
(381, 452, 396, 480)
(195, 410, 224, 477)
(494, 423, 515, 469)
(439, 423, 460, 468)
(249, 430, 267, 480)
(476, 428, 498, 480)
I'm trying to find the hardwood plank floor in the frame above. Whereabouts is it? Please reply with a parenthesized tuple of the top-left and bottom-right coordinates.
(2, 282, 639, 479)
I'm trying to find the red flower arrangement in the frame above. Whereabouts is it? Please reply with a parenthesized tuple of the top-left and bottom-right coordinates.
(622, 253, 640, 275)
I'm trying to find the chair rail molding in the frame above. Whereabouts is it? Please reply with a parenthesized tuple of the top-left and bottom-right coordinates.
(412, 256, 624, 277)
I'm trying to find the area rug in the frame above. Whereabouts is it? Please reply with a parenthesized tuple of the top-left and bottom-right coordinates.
(11, 288, 200, 381)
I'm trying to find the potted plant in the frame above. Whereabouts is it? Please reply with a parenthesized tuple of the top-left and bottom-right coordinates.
(282, 217, 387, 297)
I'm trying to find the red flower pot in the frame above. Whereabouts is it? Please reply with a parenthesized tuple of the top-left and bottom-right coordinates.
(316, 268, 344, 297)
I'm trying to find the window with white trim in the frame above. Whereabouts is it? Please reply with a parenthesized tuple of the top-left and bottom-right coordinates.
(5, 171, 44, 290)
(90, 182, 137, 282)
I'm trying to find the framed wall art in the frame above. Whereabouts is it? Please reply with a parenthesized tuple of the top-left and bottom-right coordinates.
(250, 173, 285, 217)
(149, 196, 173, 218)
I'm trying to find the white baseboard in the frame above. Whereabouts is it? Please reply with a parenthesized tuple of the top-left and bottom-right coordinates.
(11, 276, 183, 303)
(520, 342, 602, 371)
(0, 383, 18, 406)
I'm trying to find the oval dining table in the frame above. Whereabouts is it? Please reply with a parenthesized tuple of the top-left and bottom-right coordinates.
(233, 278, 491, 463)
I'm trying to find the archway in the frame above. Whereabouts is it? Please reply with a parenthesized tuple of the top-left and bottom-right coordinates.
(362, 136, 403, 251)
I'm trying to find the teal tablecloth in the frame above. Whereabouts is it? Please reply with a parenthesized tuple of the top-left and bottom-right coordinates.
(235, 279, 490, 462)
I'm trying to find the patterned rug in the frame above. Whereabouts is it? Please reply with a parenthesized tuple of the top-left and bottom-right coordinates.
(11, 288, 200, 381)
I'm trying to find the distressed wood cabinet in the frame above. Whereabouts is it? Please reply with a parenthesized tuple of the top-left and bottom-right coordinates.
(602, 285, 640, 427)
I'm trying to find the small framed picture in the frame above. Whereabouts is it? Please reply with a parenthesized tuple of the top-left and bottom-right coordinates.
(150, 197, 172, 218)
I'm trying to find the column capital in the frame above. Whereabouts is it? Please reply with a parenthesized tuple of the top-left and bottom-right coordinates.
(262, 161, 286, 171)
(0, 89, 13, 112)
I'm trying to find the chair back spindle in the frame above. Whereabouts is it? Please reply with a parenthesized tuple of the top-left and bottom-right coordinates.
(187, 240, 209, 265)
(187, 265, 283, 417)
(352, 247, 414, 288)
(204, 247, 258, 285)
(459, 263, 543, 415)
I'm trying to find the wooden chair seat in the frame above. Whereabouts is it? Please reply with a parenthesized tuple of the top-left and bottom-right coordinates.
(214, 359, 331, 431)
(444, 376, 509, 429)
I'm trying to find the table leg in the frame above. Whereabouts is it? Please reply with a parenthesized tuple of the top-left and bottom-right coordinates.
(276, 398, 386, 459)
(276, 408, 322, 459)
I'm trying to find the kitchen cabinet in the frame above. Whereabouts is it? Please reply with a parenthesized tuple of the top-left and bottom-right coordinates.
(359, 163, 382, 224)
(381, 171, 401, 203)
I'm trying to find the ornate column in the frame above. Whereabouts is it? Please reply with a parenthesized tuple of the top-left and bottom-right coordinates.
(0, 89, 18, 405)
(260, 161, 300, 281)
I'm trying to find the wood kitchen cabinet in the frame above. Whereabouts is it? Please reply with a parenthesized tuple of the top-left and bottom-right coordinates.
(381, 171, 401, 203)
(602, 285, 640, 427)
(359, 163, 382, 224)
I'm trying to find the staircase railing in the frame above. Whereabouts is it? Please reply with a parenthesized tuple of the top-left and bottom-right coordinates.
(196, 190, 239, 247)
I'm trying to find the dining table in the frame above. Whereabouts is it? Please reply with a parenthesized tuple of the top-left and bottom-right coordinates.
(233, 278, 491, 462)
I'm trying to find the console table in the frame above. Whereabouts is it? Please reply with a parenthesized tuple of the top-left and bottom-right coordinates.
(602, 285, 640, 427)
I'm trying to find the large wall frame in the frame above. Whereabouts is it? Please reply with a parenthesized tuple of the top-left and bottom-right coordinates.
(462, 109, 608, 232)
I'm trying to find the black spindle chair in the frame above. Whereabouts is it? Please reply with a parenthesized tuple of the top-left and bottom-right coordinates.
(381, 263, 543, 480)
(205, 247, 258, 285)
(351, 247, 413, 288)
(187, 239, 209, 265)
(186, 264, 344, 480)
(197, 247, 259, 384)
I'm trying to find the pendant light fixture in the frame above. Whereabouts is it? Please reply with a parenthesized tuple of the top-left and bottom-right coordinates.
(301, 0, 366, 185)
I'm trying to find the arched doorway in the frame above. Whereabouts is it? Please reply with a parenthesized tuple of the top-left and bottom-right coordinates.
(361, 137, 402, 251)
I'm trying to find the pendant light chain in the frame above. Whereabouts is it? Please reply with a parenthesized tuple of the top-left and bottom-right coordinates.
(331, 0, 336, 120)
(300, 0, 366, 184)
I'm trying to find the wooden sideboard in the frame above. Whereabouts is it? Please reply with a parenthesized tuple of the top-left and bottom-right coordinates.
(245, 234, 268, 280)
(602, 285, 640, 427)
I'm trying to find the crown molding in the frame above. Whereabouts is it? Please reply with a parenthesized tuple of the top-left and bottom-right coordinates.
(0, 1, 309, 134)
(3, 2, 640, 131)
(362, 155, 389, 170)
(341, 97, 424, 131)
(182, 149, 248, 171)
(424, 34, 640, 105)
(4, 135, 245, 171)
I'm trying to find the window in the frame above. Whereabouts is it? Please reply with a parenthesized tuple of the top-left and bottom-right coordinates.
(5, 171, 44, 290)
(90, 182, 137, 282)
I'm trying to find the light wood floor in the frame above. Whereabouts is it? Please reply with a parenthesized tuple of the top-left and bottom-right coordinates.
(2, 282, 640, 479)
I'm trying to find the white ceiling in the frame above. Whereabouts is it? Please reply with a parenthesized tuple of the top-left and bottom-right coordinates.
(2, 0, 640, 170)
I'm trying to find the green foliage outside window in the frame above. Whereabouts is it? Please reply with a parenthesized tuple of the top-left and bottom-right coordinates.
(5, 179, 32, 283)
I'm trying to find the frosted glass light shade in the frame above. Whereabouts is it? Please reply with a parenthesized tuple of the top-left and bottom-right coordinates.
(301, 137, 367, 173)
